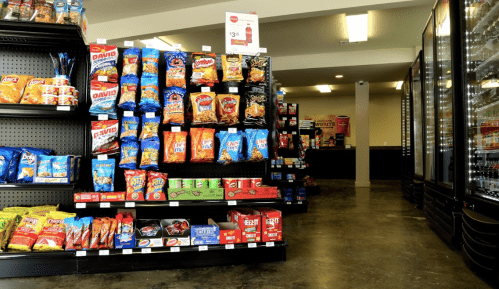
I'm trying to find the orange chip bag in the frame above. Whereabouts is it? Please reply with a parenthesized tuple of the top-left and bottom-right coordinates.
(217, 94, 240, 126)
(163, 131, 187, 163)
(190, 128, 215, 163)
(191, 53, 219, 87)
(20, 78, 53, 104)
(0, 75, 34, 103)
(222, 54, 244, 82)
(191, 92, 217, 125)
(8, 215, 47, 252)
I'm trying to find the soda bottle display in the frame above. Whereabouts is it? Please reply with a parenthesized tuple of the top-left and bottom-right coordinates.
(246, 23, 252, 44)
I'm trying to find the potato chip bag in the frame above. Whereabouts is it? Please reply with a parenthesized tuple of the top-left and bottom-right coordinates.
(163, 87, 185, 125)
(190, 128, 215, 163)
(140, 140, 159, 170)
(245, 129, 269, 162)
(165, 51, 186, 88)
(36, 155, 53, 178)
(32, 212, 75, 252)
(222, 54, 244, 82)
(190, 92, 217, 125)
(217, 94, 240, 126)
(163, 131, 187, 163)
(20, 78, 53, 104)
(0, 74, 33, 103)
(247, 57, 268, 84)
(244, 92, 266, 126)
(8, 214, 48, 252)
(191, 53, 219, 86)
(216, 131, 244, 165)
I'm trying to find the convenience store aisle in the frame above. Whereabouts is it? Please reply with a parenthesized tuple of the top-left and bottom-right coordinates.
(0, 180, 491, 289)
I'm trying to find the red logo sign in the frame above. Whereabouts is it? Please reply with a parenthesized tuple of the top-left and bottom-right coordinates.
(230, 16, 238, 23)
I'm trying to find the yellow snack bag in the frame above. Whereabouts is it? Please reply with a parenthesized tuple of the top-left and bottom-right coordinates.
(32, 212, 74, 252)
(20, 78, 53, 104)
(190, 92, 217, 125)
(222, 54, 244, 82)
(8, 215, 48, 252)
(0, 212, 19, 250)
(0, 74, 34, 103)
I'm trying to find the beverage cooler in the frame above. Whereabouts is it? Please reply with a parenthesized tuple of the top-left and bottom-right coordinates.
(412, 53, 425, 208)
(422, 0, 464, 246)
(401, 72, 414, 201)
(462, 0, 499, 279)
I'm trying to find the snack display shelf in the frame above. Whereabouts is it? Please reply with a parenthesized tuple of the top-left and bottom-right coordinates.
(0, 104, 81, 118)
(75, 198, 288, 209)
(271, 165, 308, 170)
(0, 183, 77, 190)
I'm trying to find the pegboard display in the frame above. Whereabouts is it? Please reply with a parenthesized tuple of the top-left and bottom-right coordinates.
(0, 190, 74, 210)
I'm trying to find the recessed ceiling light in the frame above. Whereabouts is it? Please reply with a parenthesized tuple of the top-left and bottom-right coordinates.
(335, 75, 344, 79)
(346, 13, 368, 42)
(317, 85, 332, 93)
(396, 81, 403, 90)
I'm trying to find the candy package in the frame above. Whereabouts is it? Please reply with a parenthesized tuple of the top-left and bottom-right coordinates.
(247, 57, 268, 84)
(165, 51, 186, 89)
(163, 131, 187, 164)
(222, 54, 244, 82)
(119, 141, 139, 170)
(125, 170, 146, 201)
(8, 214, 48, 252)
(163, 87, 185, 125)
(0, 74, 34, 104)
(216, 131, 244, 165)
(69, 0, 84, 25)
(89, 44, 118, 82)
(92, 158, 115, 192)
(20, 78, 53, 104)
(142, 48, 159, 77)
(139, 115, 160, 142)
(89, 81, 118, 118)
(17, 147, 53, 183)
(190, 128, 215, 163)
(120, 116, 139, 142)
(217, 94, 240, 126)
(118, 75, 139, 111)
(0, 147, 22, 183)
(140, 140, 159, 170)
(191, 53, 219, 86)
(190, 92, 217, 125)
(123, 47, 141, 76)
(145, 171, 168, 201)
(36, 155, 53, 177)
(245, 129, 269, 162)
(139, 76, 161, 112)
(91, 120, 119, 155)
(53, 0, 68, 24)
(244, 92, 266, 126)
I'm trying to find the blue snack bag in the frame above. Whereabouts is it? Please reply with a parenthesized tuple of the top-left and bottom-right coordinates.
(245, 129, 269, 162)
(120, 116, 139, 142)
(139, 140, 159, 170)
(0, 147, 16, 182)
(165, 51, 187, 89)
(90, 80, 119, 119)
(216, 131, 244, 165)
(17, 147, 53, 183)
(36, 155, 53, 178)
(123, 47, 141, 76)
(118, 75, 139, 111)
(139, 76, 161, 112)
(142, 48, 159, 77)
(52, 156, 70, 178)
(119, 141, 139, 170)
(139, 116, 160, 142)
(163, 87, 185, 125)
(6, 147, 22, 183)
(92, 158, 115, 192)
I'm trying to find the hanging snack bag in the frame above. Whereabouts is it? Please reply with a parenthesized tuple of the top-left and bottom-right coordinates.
(145, 171, 168, 201)
(34, 0, 53, 23)
(89, 44, 119, 82)
(0, 74, 34, 103)
(89, 80, 118, 119)
(140, 140, 160, 170)
(17, 147, 53, 183)
(244, 92, 266, 126)
(123, 47, 141, 76)
(165, 51, 187, 89)
(120, 116, 139, 142)
(118, 75, 139, 111)
(119, 141, 139, 170)
(139, 115, 160, 142)
(245, 129, 269, 162)
(142, 48, 159, 77)
(98, 218, 111, 249)
(3, 0, 21, 20)
(91, 158, 115, 192)
(278, 134, 288, 149)
(19, 0, 35, 21)
(190, 53, 219, 86)
(190, 92, 217, 125)
(36, 155, 53, 177)
(222, 54, 244, 82)
(8, 214, 47, 252)
(163, 131, 187, 163)
(20, 78, 53, 104)
(163, 87, 185, 125)
(247, 57, 268, 84)
(91, 120, 119, 155)
(125, 170, 146, 201)
(139, 76, 161, 112)
(190, 128, 215, 163)
(69, 0, 83, 25)
(217, 94, 240, 126)
(53, 0, 68, 24)
(278, 105, 287, 115)
(289, 105, 297, 115)
(288, 134, 294, 150)
(216, 130, 244, 165)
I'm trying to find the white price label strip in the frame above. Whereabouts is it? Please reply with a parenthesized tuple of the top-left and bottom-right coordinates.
(292, 131, 297, 135)
(170, 201, 179, 207)
(283, 117, 287, 120)
(228, 128, 237, 134)
(202, 45, 211, 52)
(170, 247, 180, 252)
(286, 202, 291, 205)
(199, 246, 208, 251)
(76, 251, 86, 257)
(57, 106, 70, 111)
(283, 131, 288, 134)
(229, 87, 238, 93)
(124, 111, 134, 117)
(228, 200, 237, 206)
(141, 248, 151, 254)
(124, 41, 134, 47)
(97, 155, 108, 161)
(292, 117, 297, 120)
(125, 202, 135, 208)
(201, 87, 210, 92)
(248, 243, 257, 248)
(298, 201, 303, 204)
(288, 165, 293, 168)
(97, 38, 107, 44)
(225, 244, 235, 250)
(266, 242, 275, 247)
(122, 249, 133, 255)
(172, 126, 181, 132)
(98, 114, 108, 121)
(276, 165, 281, 168)
(99, 250, 109, 256)
(100, 202, 110, 208)
(173, 44, 181, 50)
(76, 203, 86, 209)
(259, 47, 268, 53)
(288, 180, 293, 183)
(98, 75, 108, 82)
(146, 112, 155, 118)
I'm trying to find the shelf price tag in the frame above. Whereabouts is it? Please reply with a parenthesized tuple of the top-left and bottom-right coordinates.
(170, 247, 180, 253)
(124, 111, 134, 117)
(146, 112, 155, 118)
(259, 47, 267, 53)
(198, 245, 208, 251)
(201, 87, 210, 92)
(170, 201, 179, 207)
(292, 131, 297, 135)
(292, 117, 297, 120)
(225, 244, 235, 250)
(266, 242, 275, 247)
(288, 165, 293, 168)
(100, 202, 110, 208)
(228, 200, 237, 206)
(286, 202, 291, 205)
(172, 126, 181, 132)
(99, 250, 109, 256)
(76, 251, 86, 257)
(276, 165, 281, 168)
(291, 104, 297, 106)
(76, 203, 86, 209)
(173, 44, 182, 50)
(248, 243, 257, 248)
(97, 38, 107, 44)
(122, 249, 133, 255)
(124, 41, 134, 47)
(98, 114, 108, 121)
(228, 128, 237, 134)
(229, 87, 238, 93)
(57, 106, 71, 111)
(288, 180, 293, 183)
(98, 75, 108, 82)
(125, 202, 135, 208)
(97, 155, 108, 161)
(202, 45, 211, 52)
(141, 248, 151, 254)
(283, 117, 287, 120)
(298, 201, 303, 204)
(283, 131, 288, 134)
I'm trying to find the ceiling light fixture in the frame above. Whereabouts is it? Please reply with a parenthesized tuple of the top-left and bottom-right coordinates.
(141, 37, 174, 51)
(396, 81, 403, 90)
(346, 13, 368, 42)
(335, 75, 344, 79)
(317, 85, 332, 93)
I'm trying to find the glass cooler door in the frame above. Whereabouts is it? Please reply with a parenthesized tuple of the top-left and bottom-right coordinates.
(402, 88, 407, 174)
(412, 56, 424, 179)
(464, 0, 499, 201)
(424, 13, 437, 184)
(405, 75, 413, 175)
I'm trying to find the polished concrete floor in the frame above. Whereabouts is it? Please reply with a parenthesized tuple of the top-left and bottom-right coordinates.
(0, 180, 493, 289)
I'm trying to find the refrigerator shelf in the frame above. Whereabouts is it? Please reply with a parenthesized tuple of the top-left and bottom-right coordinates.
(475, 50, 499, 80)
(472, 1, 499, 34)
(475, 149, 499, 154)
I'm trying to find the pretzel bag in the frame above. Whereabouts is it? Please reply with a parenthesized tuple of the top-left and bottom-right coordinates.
(190, 128, 215, 163)
(163, 131, 187, 164)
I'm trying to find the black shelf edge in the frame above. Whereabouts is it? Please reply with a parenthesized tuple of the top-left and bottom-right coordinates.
(0, 104, 83, 118)
(0, 183, 77, 190)
(270, 179, 307, 184)
(0, 251, 75, 260)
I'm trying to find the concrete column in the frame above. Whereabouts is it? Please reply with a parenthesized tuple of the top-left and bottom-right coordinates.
(355, 81, 370, 187)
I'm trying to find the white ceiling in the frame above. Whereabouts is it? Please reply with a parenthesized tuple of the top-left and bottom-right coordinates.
(282, 82, 402, 97)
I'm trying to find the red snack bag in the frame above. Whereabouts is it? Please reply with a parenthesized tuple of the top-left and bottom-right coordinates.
(72, 219, 83, 250)
(108, 219, 117, 249)
(190, 128, 215, 163)
(90, 219, 102, 249)
(125, 170, 146, 201)
(190, 53, 219, 86)
(278, 105, 287, 115)
(64, 219, 74, 251)
(146, 171, 168, 201)
(116, 214, 123, 234)
(163, 131, 187, 163)
(92, 120, 119, 155)
(279, 134, 288, 149)
(99, 218, 110, 249)
(90, 44, 119, 82)
(122, 218, 134, 234)
(288, 105, 297, 115)
(288, 134, 294, 150)
(81, 218, 92, 250)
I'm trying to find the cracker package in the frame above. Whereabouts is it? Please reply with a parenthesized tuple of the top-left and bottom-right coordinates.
(19, 0, 35, 21)
(244, 92, 266, 126)
(3, 0, 21, 20)
(8, 214, 48, 252)
(142, 48, 159, 77)
(222, 54, 244, 82)
(190, 128, 215, 163)
(247, 57, 268, 84)
(140, 140, 159, 170)
(216, 131, 244, 165)
(139, 76, 161, 112)
(165, 51, 186, 89)
(245, 129, 269, 162)
(0, 74, 34, 103)
(20, 78, 53, 104)
(125, 170, 146, 201)
(145, 171, 167, 201)
(190, 92, 217, 125)
(163, 131, 187, 164)
(190, 53, 219, 86)
(217, 94, 240, 126)
(34, 0, 53, 23)
(163, 87, 185, 125)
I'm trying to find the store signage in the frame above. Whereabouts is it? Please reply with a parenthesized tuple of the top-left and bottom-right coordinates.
(226, 12, 260, 55)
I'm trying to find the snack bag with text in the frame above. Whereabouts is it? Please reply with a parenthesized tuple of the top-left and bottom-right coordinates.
(216, 131, 243, 165)
(165, 51, 187, 89)
(20, 78, 53, 104)
(89, 44, 118, 82)
(190, 53, 219, 86)
(190, 128, 215, 163)
(190, 92, 217, 125)
(222, 54, 243, 82)
(0, 74, 33, 103)
(163, 87, 185, 125)
(217, 94, 240, 126)
(163, 131, 187, 163)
